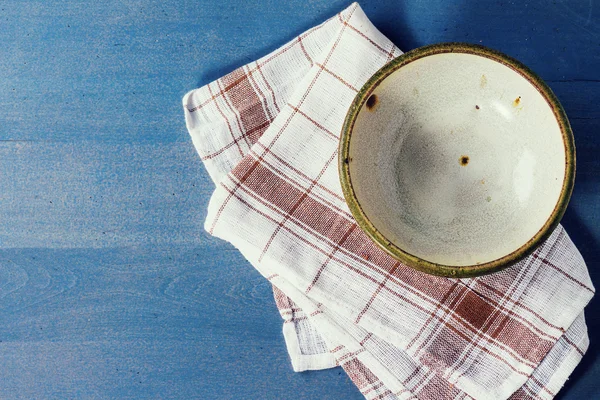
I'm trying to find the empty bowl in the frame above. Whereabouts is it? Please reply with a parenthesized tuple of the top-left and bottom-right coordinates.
(339, 43, 575, 277)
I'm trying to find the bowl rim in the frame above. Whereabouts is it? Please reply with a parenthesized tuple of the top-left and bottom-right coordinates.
(339, 42, 575, 278)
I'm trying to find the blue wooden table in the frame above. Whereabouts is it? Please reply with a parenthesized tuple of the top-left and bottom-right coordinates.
(1, 0, 598, 398)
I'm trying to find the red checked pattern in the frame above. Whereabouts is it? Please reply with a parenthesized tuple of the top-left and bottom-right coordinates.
(184, 3, 594, 399)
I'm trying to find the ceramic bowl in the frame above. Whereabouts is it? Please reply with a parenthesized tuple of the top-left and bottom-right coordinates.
(339, 43, 575, 277)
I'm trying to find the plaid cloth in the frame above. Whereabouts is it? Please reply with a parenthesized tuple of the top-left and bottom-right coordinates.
(183, 3, 594, 399)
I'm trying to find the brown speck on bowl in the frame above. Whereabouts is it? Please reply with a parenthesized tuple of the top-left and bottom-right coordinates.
(366, 94, 378, 110)
(513, 96, 521, 106)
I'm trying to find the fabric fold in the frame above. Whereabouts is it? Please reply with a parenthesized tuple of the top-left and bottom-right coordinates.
(184, 3, 593, 399)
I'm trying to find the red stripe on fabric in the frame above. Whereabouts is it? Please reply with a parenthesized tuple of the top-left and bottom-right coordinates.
(286, 102, 338, 139)
(450, 256, 540, 377)
(247, 150, 349, 220)
(360, 382, 385, 395)
(187, 93, 217, 113)
(316, 62, 359, 92)
(202, 117, 271, 162)
(255, 61, 281, 114)
(468, 278, 565, 336)
(221, 69, 269, 146)
(337, 348, 366, 363)
(216, 77, 251, 150)
(508, 387, 535, 400)
(297, 35, 314, 65)
(230, 161, 376, 260)
(341, 20, 391, 57)
(370, 390, 393, 400)
(208, 155, 262, 234)
(528, 375, 556, 397)
(341, 358, 380, 389)
(493, 317, 554, 362)
(563, 335, 585, 356)
(412, 284, 480, 373)
(532, 252, 593, 293)
(447, 229, 573, 367)
(416, 370, 465, 400)
(206, 83, 245, 158)
(200, 138, 244, 161)
(279, 309, 303, 316)
(385, 42, 396, 63)
(258, 150, 338, 262)
(272, 285, 291, 307)
(272, 286, 303, 325)
(355, 262, 401, 323)
(407, 281, 463, 350)
(330, 345, 344, 353)
(423, 322, 533, 378)
(402, 365, 424, 386)
(443, 278, 551, 371)
(252, 143, 347, 205)
(359, 332, 373, 346)
(245, 65, 275, 122)
(285, 316, 307, 323)
(306, 224, 357, 294)
(454, 250, 566, 336)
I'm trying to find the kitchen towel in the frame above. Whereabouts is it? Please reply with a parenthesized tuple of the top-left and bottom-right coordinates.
(183, 3, 594, 399)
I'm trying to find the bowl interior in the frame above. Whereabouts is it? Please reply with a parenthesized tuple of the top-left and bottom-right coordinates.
(347, 51, 568, 267)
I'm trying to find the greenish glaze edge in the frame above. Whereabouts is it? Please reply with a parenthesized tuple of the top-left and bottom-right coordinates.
(339, 42, 576, 278)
